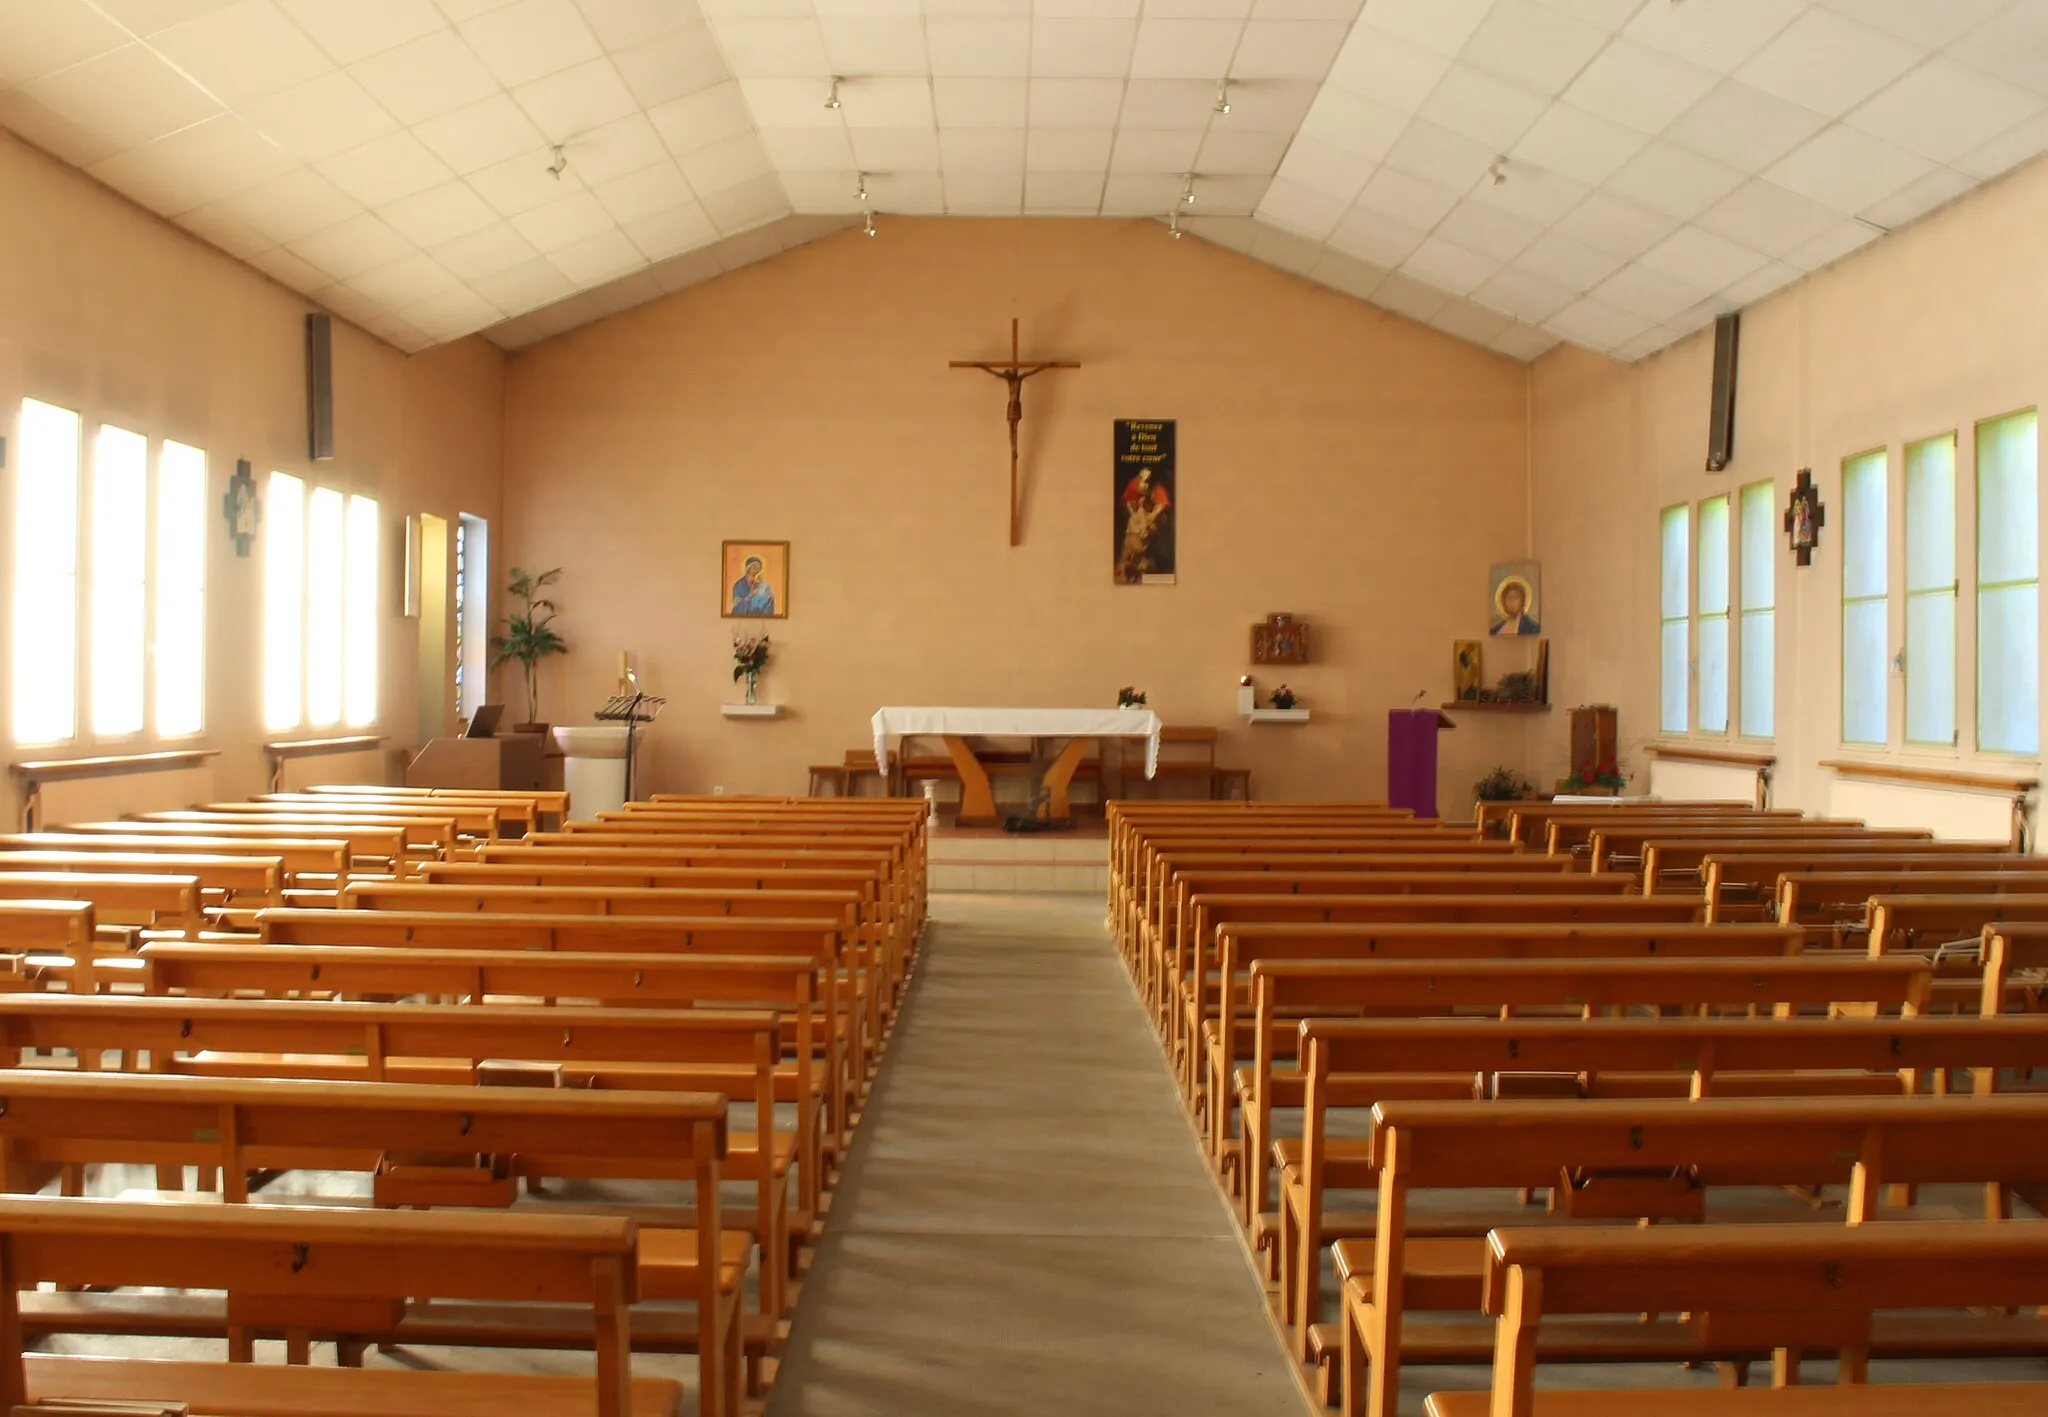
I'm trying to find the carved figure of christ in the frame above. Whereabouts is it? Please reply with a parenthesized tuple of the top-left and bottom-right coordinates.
(950, 317, 1081, 546)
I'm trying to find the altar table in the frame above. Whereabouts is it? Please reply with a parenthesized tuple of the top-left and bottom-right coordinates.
(871, 706, 1162, 825)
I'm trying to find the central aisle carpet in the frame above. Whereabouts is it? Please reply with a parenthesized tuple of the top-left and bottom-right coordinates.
(767, 892, 1304, 1416)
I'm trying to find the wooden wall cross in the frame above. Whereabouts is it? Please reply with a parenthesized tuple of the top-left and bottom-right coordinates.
(950, 317, 1080, 546)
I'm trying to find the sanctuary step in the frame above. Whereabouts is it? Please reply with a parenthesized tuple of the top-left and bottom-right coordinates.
(927, 822, 1108, 894)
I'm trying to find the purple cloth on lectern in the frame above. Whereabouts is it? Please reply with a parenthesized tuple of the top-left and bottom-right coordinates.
(1387, 709, 1444, 819)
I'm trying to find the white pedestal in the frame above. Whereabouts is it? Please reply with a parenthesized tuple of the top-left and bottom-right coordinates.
(552, 725, 634, 820)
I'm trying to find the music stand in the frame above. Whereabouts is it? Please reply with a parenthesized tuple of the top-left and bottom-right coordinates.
(595, 692, 666, 802)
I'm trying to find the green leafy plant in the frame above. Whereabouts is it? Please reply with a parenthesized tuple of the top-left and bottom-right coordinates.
(489, 566, 566, 724)
(1562, 758, 1627, 793)
(1474, 765, 1533, 802)
(1117, 686, 1148, 707)
(1270, 684, 1298, 710)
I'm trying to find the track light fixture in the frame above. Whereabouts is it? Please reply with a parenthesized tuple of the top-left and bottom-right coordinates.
(546, 144, 567, 180)
(1169, 209, 1182, 239)
(856, 171, 869, 204)
(1181, 173, 1197, 206)
(863, 209, 877, 237)
(825, 76, 843, 110)
(1487, 158, 1507, 186)
(1214, 78, 1231, 114)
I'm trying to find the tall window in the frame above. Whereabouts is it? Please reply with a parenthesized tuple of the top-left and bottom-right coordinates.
(154, 442, 207, 738)
(454, 517, 469, 720)
(454, 514, 489, 722)
(1842, 449, 1890, 746)
(1738, 480, 1775, 738)
(1977, 409, 2039, 754)
(1697, 494, 1730, 734)
(11, 400, 81, 745)
(90, 425, 148, 738)
(265, 473, 378, 732)
(1660, 504, 1690, 734)
(1904, 434, 1957, 747)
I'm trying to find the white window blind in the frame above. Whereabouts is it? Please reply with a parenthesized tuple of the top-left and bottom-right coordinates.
(1738, 480, 1775, 739)
(1904, 434, 1957, 747)
(1842, 450, 1890, 746)
(1977, 410, 2039, 755)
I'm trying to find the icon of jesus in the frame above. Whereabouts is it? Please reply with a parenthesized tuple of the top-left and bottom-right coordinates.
(1491, 576, 1540, 636)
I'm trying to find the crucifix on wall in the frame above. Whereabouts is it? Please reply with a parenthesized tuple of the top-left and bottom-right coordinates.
(951, 318, 1081, 546)
(1784, 467, 1826, 566)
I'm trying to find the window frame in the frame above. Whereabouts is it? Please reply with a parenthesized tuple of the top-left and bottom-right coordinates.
(1737, 478, 1775, 741)
(1974, 408, 2040, 757)
(1696, 493, 1731, 737)
(1659, 502, 1691, 736)
(263, 472, 380, 735)
(1840, 447, 1892, 748)
(1902, 432, 1959, 750)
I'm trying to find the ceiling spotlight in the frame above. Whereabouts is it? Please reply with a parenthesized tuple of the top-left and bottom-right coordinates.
(856, 170, 869, 204)
(546, 144, 568, 180)
(863, 209, 877, 237)
(825, 76, 843, 110)
(1214, 78, 1232, 115)
(1487, 158, 1507, 186)
(1169, 209, 1183, 239)
(1181, 173, 1197, 206)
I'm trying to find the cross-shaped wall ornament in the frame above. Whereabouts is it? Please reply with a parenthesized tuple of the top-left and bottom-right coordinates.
(950, 318, 1081, 547)
(1784, 467, 1825, 567)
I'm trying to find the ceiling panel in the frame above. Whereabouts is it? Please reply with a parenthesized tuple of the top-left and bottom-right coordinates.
(0, 0, 2045, 359)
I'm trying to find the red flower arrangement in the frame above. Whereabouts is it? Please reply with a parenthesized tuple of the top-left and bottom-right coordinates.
(1562, 758, 1626, 793)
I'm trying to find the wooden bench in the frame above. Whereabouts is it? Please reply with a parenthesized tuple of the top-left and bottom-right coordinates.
(0, 871, 202, 937)
(1866, 893, 2048, 954)
(1339, 1093, 2048, 1417)
(0, 850, 284, 907)
(1290, 1004, 2022, 1365)
(0, 901, 97, 982)
(1539, 809, 1804, 856)
(194, 798, 510, 839)
(58, 820, 406, 875)
(1440, 1220, 2048, 1417)
(1639, 836, 2011, 889)
(304, 783, 571, 829)
(1695, 853, 2048, 923)
(0, 1071, 745, 1413)
(266, 789, 539, 833)
(135, 810, 459, 858)
(1192, 921, 1812, 1111)
(0, 1197, 688, 1417)
(127, 941, 833, 1230)
(0, 831, 350, 886)
(1591, 825, 1937, 875)
(0, 992, 796, 1319)
(252, 909, 862, 1159)
(1245, 955, 1938, 1253)
(1497, 801, 1771, 846)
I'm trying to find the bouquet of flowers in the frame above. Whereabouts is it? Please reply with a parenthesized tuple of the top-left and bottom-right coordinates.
(1562, 758, 1626, 793)
(1117, 686, 1148, 707)
(732, 632, 770, 682)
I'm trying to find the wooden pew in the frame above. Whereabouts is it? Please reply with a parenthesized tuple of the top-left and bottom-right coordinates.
(1695, 853, 2048, 924)
(0, 1070, 744, 1413)
(0, 901, 97, 987)
(194, 798, 509, 838)
(134, 809, 458, 857)
(304, 782, 571, 827)
(1540, 809, 1802, 856)
(1867, 893, 2048, 954)
(252, 909, 862, 1158)
(0, 850, 283, 906)
(57, 819, 406, 875)
(1442, 1221, 2048, 1417)
(1246, 955, 1938, 1254)
(0, 831, 349, 886)
(0, 1198, 690, 1417)
(1109, 803, 1419, 895)
(0, 992, 795, 1318)
(1290, 1003, 2018, 1365)
(1339, 1093, 2048, 1417)
(1498, 801, 1768, 847)
(1640, 836, 2012, 889)
(1591, 825, 1936, 875)
(1191, 921, 1811, 1111)
(127, 941, 833, 1230)
(0, 871, 202, 935)
(265, 789, 540, 833)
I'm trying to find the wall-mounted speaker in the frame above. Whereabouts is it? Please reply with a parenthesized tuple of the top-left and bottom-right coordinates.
(306, 312, 334, 462)
(1705, 311, 1739, 472)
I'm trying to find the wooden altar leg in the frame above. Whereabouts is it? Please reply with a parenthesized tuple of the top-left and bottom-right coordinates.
(942, 735, 998, 826)
(1042, 736, 1091, 821)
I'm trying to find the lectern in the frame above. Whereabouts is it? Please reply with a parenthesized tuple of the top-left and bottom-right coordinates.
(1387, 708, 1455, 819)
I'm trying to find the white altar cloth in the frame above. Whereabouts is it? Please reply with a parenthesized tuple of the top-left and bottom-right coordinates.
(872, 706, 1163, 778)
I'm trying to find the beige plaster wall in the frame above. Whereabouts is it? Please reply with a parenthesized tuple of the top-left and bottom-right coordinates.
(1532, 156, 2048, 817)
(502, 217, 1535, 804)
(0, 129, 506, 823)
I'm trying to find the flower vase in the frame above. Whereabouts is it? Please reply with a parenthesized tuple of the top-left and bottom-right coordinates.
(744, 671, 759, 706)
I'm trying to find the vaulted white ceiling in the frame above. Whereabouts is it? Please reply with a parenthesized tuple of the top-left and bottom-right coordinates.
(6, 0, 2048, 362)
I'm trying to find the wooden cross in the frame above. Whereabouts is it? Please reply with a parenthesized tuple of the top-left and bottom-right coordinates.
(1784, 467, 1826, 567)
(951, 317, 1080, 546)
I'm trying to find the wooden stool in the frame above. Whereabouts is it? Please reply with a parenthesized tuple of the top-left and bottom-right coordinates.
(1213, 766, 1252, 801)
(806, 764, 847, 797)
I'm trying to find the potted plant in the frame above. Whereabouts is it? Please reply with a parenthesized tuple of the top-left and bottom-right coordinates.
(1117, 686, 1148, 708)
(490, 566, 567, 731)
(1474, 765, 1532, 802)
(1270, 685, 1298, 710)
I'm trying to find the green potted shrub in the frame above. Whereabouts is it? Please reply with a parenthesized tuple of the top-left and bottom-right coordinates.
(490, 566, 567, 731)
(1474, 765, 1533, 802)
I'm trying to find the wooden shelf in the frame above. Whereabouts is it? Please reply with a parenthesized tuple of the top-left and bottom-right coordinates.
(1443, 701, 1550, 713)
(720, 704, 784, 718)
(1648, 743, 1778, 769)
(1822, 758, 2037, 794)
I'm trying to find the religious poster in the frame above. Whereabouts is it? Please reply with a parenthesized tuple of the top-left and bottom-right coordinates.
(1488, 560, 1541, 637)
(723, 540, 789, 619)
(1114, 418, 1175, 585)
